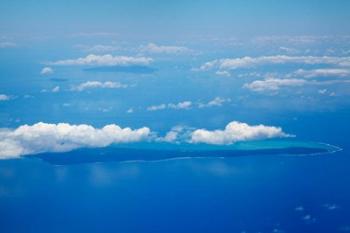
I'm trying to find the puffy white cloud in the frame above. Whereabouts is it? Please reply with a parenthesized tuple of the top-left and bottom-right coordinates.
(147, 101, 192, 111)
(198, 97, 231, 108)
(199, 55, 350, 72)
(140, 43, 191, 54)
(191, 121, 290, 145)
(243, 78, 306, 92)
(40, 67, 54, 75)
(0, 94, 10, 101)
(49, 54, 153, 66)
(294, 68, 350, 78)
(0, 122, 151, 158)
(72, 81, 127, 92)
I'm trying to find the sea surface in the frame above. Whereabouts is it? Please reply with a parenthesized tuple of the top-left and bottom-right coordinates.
(0, 113, 349, 233)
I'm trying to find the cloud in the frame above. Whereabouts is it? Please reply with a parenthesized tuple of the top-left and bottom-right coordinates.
(0, 42, 16, 48)
(140, 43, 191, 54)
(40, 67, 54, 75)
(190, 121, 290, 145)
(48, 54, 153, 66)
(51, 86, 60, 93)
(199, 55, 350, 72)
(147, 101, 192, 111)
(0, 94, 10, 101)
(243, 78, 306, 92)
(294, 68, 350, 78)
(76, 44, 120, 53)
(72, 81, 128, 92)
(198, 97, 231, 108)
(0, 122, 151, 158)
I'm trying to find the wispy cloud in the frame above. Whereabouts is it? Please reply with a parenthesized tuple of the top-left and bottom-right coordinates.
(198, 55, 350, 74)
(147, 101, 192, 111)
(293, 68, 350, 78)
(198, 97, 231, 108)
(244, 78, 306, 92)
(48, 54, 153, 66)
(72, 81, 128, 92)
(140, 43, 192, 54)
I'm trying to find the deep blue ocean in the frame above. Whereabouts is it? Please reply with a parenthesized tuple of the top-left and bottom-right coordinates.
(0, 111, 349, 233)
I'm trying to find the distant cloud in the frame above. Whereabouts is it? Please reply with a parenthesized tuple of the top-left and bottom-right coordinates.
(147, 101, 192, 111)
(40, 67, 54, 75)
(76, 44, 120, 53)
(0, 94, 10, 101)
(0, 42, 16, 48)
(48, 54, 153, 66)
(72, 81, 127, 92)
(140, 43, 192, 54)
(190, 121, 290, 145)
(323, 203, 339, 210)
(198, 55, 350, 73)
(0, 122, 151, 158)
(294, 68, 350, 78)
(51, 86, 60, 93)
(198, 97, 231, 108)
(244, 78, 306, 92)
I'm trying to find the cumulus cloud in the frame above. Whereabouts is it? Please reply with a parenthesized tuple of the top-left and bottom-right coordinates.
(0, 122, 151, 158)
(140, 43, 191, 54)
(198, 55, 350, 73)
(198, 97, 231, 108)
(243, 78, 306, 92)
(72, 81, 128, 92)
(40, 67, 54, 75)
(190, 121, 289, 145)
(147, 101, 192, 111)
(48, 54, 153, 66)
(294, 68, 350, 78)
(0, 94, 10, 101)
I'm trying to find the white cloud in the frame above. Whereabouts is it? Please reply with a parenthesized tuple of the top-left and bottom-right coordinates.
(40, 67, 54, 75)
(294, 68, 350, 78)
(72, 81, 127, 92)
(126, 108, 134, 113)
(51, 86, 60, 93)
(76, 44, 120, 53)
(140, 43, 191, 54)
(0, 122, 151, 158)
(199, 55, 350, 72)
(48, 54, 153, 66)
(198, 97, 231, 108)
(0, 42, 16, 48)
(244, 78, 306, 92)
(190, 121, 290, 145)
(147, 101, 192, 111)
(0, 94, 10, 101)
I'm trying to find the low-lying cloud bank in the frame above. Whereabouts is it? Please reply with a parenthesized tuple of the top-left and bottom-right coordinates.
(0, 121, 290, 159)
(0, 123, 150, 159)
(48, 54, 153, 66)
(190, 121, 290, 145)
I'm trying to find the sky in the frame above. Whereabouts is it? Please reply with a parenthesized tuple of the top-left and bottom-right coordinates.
(0, 0, 350, 158)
